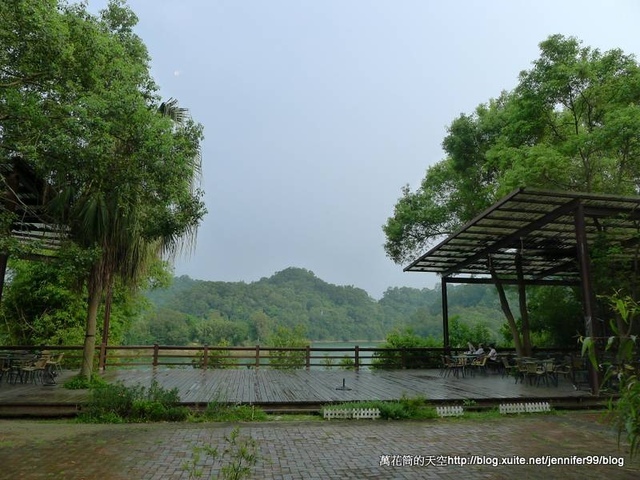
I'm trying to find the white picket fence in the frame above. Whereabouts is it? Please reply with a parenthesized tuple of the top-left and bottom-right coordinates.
(499, 402, 551, 414)
(323, 407, 381, 420)
(436, 405, 464, 417)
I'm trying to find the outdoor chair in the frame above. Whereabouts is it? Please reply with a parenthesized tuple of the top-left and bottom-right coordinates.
(20, 357, 49, 384)
(514, 358, 529, 384)
(569, 355, 590, 390)
(501, 357, 517, 379)
(524, 362, 547, 386)
(48, 353, 64, 374)
(470, 355, 488, 376)
(8, 357, 32, 384)
(439, 355, 449, 377)
(541, 359, 557, 386)
(441, 355, 464, 378)
(554, 362, 572, 385)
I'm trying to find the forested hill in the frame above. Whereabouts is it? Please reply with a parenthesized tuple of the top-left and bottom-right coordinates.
(127, 267, 505, 345)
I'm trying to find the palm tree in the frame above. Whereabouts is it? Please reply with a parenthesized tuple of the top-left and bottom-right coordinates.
(97, 98, 202, 371)
(52, 97, 204, 379)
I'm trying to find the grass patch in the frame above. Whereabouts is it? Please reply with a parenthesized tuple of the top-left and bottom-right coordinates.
(199, 402, 268, 422)
(64, 374, 108, 390)
(323, 395, 438, 420)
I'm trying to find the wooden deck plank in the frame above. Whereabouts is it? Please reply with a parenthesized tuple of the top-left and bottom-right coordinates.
(0, 367, 591, 412)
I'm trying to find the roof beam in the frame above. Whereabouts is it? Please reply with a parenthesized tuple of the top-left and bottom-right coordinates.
(440, 198, 581, 276)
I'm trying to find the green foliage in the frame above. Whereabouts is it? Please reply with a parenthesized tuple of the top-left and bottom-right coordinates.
(134, 270, 528, 351)
(324, 396, 437, 420)
(0, 249, 149, 346)
(193, 340, 233, 369)
(63, 374, 108, 390)
(183, 427, 259, 480)
(583, 292, 639, 458)
(195, 313, 249, 346)
(140, 268, 385, 343)
(386, 34, 640, 262)
(0, 254, 88, 345)
(448, 316, 495, 349)
(78, 380, 189, 423)
(202, 402, 267, 422)
(527, 287, 583, 347)
(339, 356, 355, 370)
(371, 330, 441, 369)
(267, 325, 308, 369)
(1, 0, 206, 378)
(383, 34, 640, 352)
(183, 443, 220, 480)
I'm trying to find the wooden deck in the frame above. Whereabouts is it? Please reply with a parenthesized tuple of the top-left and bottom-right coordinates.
(0, 367, 595, 416)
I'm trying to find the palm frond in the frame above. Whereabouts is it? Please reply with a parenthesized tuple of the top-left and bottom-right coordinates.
(158, 97, 188, 124)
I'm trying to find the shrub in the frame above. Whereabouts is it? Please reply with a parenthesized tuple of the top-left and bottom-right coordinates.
(324, 397, 437, 420)
(339, 356, 355, 370)
(192, 340, 234, 369)
(64, 374, 108, 390)
(78, 380, 188, 423)
(266, 326, 308, 370)
(371, 330, 441, 369)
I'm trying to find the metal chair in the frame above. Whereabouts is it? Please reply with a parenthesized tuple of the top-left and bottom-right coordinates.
(470, 355, 488, 376)
(21, 357, 49, 384)
(48, 353, 64, 374)
(524, 362, 547, 386)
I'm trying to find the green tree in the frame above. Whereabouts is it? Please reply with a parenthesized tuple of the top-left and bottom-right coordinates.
(527, 286, 582, 347)
(371, 329, 441, 369)
(1, 1, 205, 378)
(266, 325, 308, 369)
(0, 246, 147, 346)
(383, 34, 640, 351)
(194, 312, 249, 345)
(385, 36, 640, 264)
(0, 254, 89, 345)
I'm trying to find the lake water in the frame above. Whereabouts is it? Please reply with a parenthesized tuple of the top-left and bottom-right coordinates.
(309, 341, 384, 369)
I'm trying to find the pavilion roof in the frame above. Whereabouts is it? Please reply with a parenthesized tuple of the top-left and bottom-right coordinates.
(404, 188, 640, 284)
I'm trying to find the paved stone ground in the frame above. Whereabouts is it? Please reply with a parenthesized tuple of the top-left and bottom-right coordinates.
(0, 411, 638, 479)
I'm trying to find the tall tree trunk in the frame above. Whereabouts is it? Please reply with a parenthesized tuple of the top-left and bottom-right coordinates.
(515, 254, 532, 356)
(490, 260, 525, 357)
(99, 273, 113, 371)
(80, 266, 103, 379)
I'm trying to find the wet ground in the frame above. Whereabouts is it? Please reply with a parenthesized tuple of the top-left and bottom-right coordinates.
(0, 411, 637, 479)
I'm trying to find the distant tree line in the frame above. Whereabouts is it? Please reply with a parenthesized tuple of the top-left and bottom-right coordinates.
(124, 267, 582, 348)
(0, 262, 583, 351)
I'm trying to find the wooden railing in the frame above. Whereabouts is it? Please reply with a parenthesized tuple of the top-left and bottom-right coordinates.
(99, 344, 447, 370)
(1, 344, 579, 372)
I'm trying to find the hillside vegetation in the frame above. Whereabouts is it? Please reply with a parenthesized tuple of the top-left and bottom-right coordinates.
(127, 267, 509, 346)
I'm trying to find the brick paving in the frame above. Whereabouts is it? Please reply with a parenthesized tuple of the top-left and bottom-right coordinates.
(0, 411, 638, 479)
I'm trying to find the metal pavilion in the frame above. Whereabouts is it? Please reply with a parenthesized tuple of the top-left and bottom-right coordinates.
(404, 188, 640, 394)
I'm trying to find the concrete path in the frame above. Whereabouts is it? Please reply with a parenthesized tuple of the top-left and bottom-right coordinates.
(0, 411, 638, 479)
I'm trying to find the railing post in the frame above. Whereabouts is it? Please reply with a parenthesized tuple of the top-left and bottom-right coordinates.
(306, 345, 311, 370)
(355, 345, 360, 371)
(203, 344, 209, 369)
(255, 345, 260, 369)
(153, 344, 159, 367)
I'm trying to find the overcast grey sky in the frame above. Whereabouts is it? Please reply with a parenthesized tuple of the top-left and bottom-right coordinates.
(88, 0, 640, 298)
